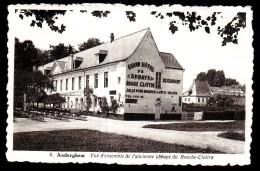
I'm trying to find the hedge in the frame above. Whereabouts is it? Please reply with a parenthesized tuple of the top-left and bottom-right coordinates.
(202, 110, 245, 120)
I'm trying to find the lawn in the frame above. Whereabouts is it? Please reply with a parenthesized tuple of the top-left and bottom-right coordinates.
(13, 129, 221, 153)
(218, 132, 245, 141)
(143, 121, 245, 132)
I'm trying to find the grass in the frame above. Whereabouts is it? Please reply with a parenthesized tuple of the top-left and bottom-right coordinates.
(218, 132, 245, 141)
(143, 120, 245, 132)
(13, 129, 221, 153)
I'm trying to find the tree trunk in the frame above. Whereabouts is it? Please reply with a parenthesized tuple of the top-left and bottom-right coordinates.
(23, 93, 27, 111)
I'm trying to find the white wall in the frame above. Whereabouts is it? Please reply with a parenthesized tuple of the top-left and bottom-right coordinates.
(124, 30, 183, 114)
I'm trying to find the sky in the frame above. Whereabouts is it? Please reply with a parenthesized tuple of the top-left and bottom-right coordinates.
(10, 5, 253, 90)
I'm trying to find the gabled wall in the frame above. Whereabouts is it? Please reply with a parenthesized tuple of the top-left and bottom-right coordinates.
(124, 29, 183, 115)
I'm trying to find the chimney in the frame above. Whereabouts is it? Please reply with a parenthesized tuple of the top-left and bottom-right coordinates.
(69, 54, 74, 70)
(110, 33, 114, 43)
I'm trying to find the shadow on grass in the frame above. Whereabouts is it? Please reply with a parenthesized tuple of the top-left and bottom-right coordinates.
(13, 129, 222, 153)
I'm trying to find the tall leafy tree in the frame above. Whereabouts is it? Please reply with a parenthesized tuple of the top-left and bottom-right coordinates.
(49, 43, 76, 61)
(78, 38, 103, 51)
(196, 72, 206, 81)
(206, 69, 217, 86)
(214, 70, 226, 87)
(15, 38, 38, 71)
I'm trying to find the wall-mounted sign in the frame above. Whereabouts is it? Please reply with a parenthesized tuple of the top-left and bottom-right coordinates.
(163, 78, 181, 84)
(128, 62, 154, 72)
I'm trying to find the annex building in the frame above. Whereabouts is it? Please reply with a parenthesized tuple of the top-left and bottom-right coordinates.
(182, 80, 245, 106)
(38, 28, 184, 120)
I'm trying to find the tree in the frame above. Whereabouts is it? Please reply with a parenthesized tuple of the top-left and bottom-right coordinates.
(49, 43, 76, 62)
(17, 10, 246, 46)
(98, 97, 109, 116)
(83, 86, 93, 113)
(224, 78, 239, 86)
(78, 38, 103, 51)
(110, 99, 119, 114)
(214, 70, 226, 87)
(14, 70, 53, 110)
(206, 69, 217, 86)
(15, 38, 38, 71)
(151, 11, 246, 46)
(196, 72, 206, 81)
(207, 94, 234, 107)
(44, 93, 66, 109)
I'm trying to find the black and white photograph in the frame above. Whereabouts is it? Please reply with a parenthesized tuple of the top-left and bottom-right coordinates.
(7, 4, 253, 165)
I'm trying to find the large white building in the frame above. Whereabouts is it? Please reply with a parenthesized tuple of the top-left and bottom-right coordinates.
(38, 28, 184, 120)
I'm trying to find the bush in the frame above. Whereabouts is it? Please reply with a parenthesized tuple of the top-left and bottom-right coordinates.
(202, 110, 245, 120)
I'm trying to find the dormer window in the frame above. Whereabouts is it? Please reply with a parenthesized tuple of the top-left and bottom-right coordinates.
(44, 67, 51, 75)
(72, 57, 83, 69)
(95, 50, 108, 64)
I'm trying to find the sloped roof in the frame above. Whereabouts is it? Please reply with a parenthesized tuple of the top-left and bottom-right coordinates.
(211, 86, 244, 94)
(39, 28, 184, 73)
(159, 52, 183, 70)
(56, 61, 66, 71)
(75, 28, 149, 69)
(195, 80, 212, 96)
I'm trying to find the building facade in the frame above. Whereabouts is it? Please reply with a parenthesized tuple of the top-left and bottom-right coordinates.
(183, 80, 245, 106)
(182, 80, 212, 105)
(38, 28, 184, 119)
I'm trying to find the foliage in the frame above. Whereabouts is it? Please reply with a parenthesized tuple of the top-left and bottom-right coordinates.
(43, 93, 66, 107)
(196, 69, 240, 87)
(49, 43, 77, 61)
(14, 70, 53, 108)
(206, 94, 234, 107)
(78, 38, 102, 51)
(151, 11, 246, 46)
(98, 97, 109, 115)
(83, 86, 93, 112)
(91, 10, 110, 18)
(17, 9, 66, 33)
(110, 99, 119, 113)
(17, 10, 246, 46)
(125, 11, 136, 22)
(15, 38, 38, 71)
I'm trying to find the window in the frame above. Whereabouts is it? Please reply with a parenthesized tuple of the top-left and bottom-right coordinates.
(198, 98, 200, 102)
(86, 75, 89, 87)
(125, 99, 138, 103)
(188, 98, 190, 102)
(78, 76, 81, 90)
(104, 72, 108, 88)
(202, 98, 204, 102)
(66, 79, 68, 90)
(185, 98, 187, 101)
(118, 77, 121, 84)
(60, 80, 62, 91)
(155, 72, 162, 88)
(53, 80, 57, 91)
(109, 90, 116, 95)
(72, 77, 75, 90)
(179, 96, 182, 106)
(94, 74, 98, 88)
